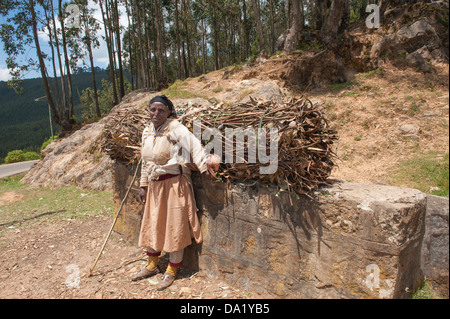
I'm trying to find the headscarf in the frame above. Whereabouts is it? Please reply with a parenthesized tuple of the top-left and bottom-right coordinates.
(149, 95, 176, 118)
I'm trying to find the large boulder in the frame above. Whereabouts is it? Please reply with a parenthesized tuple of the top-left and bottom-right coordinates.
(112, 159, 427, 298)
(193, 179, 426, 299)
(19, 121, 114, 191)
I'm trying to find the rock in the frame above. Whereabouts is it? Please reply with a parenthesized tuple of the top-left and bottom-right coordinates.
(219, 80, 283, 104)
(179, 287, 193, 297)
(114, 165, 427, 298)
(192, 180, 426, 299)
(405, 50, 432, 72)
(19, 90, 153, 191)
(421, 195, 449, 298)
(370, 37, 390, 60)
(403, 134, 420, 141)
(371, 18, 443, 68)
(396, 20, 437, 40)
(275, 29, 289, 51)
(20, 122, 114, 191)
(399, 124, 419, 134)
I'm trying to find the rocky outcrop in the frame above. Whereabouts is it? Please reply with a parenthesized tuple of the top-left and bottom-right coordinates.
(371, 3, 449, 71)
(19, 89, 154, 191)
(194, 179, 426, 299)
(19, 121, 115, 191)
(421, 195, 449, 298)
(112, 158, 427, 298)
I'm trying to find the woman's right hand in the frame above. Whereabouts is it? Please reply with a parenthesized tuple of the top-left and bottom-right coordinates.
(139, 187, 147, 204)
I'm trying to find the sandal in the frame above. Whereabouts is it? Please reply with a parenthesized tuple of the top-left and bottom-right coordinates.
(131, 266, 158, 281)
(157, 272, 176, 290)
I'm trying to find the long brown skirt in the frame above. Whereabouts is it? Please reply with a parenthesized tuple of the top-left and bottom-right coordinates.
(138, 175, 203, 253)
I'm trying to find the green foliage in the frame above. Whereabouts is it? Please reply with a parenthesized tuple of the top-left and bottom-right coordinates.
(4, 149, 40, 164)
(161, 80, 200, 99)
(0, 175, 114, 232)
(329, 80, 359, 92)
(0, 70, 120, 159)
(392, 151, 449, 197)
(411, 281, 439, 299)
(41, 136, 58, 151)
(81, 78, 132, 121)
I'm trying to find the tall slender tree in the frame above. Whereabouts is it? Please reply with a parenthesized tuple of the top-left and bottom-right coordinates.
(284, 0, 304, 53)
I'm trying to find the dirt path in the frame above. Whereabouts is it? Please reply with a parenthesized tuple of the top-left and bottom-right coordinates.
(0, 214, 252, 299)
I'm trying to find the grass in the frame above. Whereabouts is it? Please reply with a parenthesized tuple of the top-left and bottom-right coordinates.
(0, 174, 114, 237)
(329, 80, 358, 92)
(391, 151, 449, 197)
(161, 79, 200, 99)
(411, 281, 440, 299)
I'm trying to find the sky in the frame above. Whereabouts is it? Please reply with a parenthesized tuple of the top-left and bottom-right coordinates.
(0, 0, 128, 81)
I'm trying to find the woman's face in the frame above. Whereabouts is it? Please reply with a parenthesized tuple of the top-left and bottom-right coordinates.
(149, 102, 170, 128)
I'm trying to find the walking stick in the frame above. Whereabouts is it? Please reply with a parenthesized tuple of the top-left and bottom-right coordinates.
(88, 157, 142, 277)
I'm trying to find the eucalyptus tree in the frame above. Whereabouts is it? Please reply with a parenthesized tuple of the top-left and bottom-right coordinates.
(67, 0, 102, 117)
(0, 0, 76, 130)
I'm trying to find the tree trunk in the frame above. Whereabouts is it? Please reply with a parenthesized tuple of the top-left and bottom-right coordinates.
(241, 0, 249, 61)
(50, 0, 67, 118)
(251, 0, 266, 57)
(58, 0, 74, 120)
(182, 0, 192, 78)
(124, 0, 135, 90)
(175, 0, 183, 79)
(43, 6, 63, 119)
(99, 0, 119, 105)
(29, 0, 66, 129)
(210, 0, 219, 70)
(314, 0, 327, 31)
(154, 0, 167, 89)
(201, 18, 207, 74)
(284, 0, 303, 53)
(87, 40, 100, 118)
(269, 0, 276, 54)
(321, 0, 347, 48)
(135, 0, 146, 88)
(113, 0, 125, 99)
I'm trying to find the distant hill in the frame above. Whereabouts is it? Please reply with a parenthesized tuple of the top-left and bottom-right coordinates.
(0, 70, 116, 160)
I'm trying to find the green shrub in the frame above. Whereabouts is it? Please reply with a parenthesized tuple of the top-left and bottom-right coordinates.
(4, 149, 40, 164)
(5, 150, 25, 164)
(23, 151, 40, 161)
(41, 136, 57, 151)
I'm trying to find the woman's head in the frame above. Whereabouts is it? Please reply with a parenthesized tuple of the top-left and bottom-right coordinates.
(148, 95, 175, 128)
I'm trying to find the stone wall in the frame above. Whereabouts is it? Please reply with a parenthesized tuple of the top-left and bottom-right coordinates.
(421, 195, 449, 298)
(112, 162, 427, 298)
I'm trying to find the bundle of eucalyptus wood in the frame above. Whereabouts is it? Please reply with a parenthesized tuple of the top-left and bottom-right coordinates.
(97, 96, 339, 195)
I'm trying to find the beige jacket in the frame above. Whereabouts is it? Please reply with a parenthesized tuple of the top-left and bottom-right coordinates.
(140, 119, 208, 187)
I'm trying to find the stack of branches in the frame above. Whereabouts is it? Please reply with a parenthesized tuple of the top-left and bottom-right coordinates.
(97, 96, 339, 196)
(95, 107, 149, 163)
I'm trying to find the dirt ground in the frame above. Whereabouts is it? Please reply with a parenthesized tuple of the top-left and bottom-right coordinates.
(0, 213, 253, 299)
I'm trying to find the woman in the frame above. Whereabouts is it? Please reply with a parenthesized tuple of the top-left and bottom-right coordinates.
(131, 95, 214, 290)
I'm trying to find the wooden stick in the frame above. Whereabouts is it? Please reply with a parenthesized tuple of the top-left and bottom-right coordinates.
(87, 157, 142, 277)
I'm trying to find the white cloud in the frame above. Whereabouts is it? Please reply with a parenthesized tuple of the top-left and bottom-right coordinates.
(0, 66, 11, 81)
